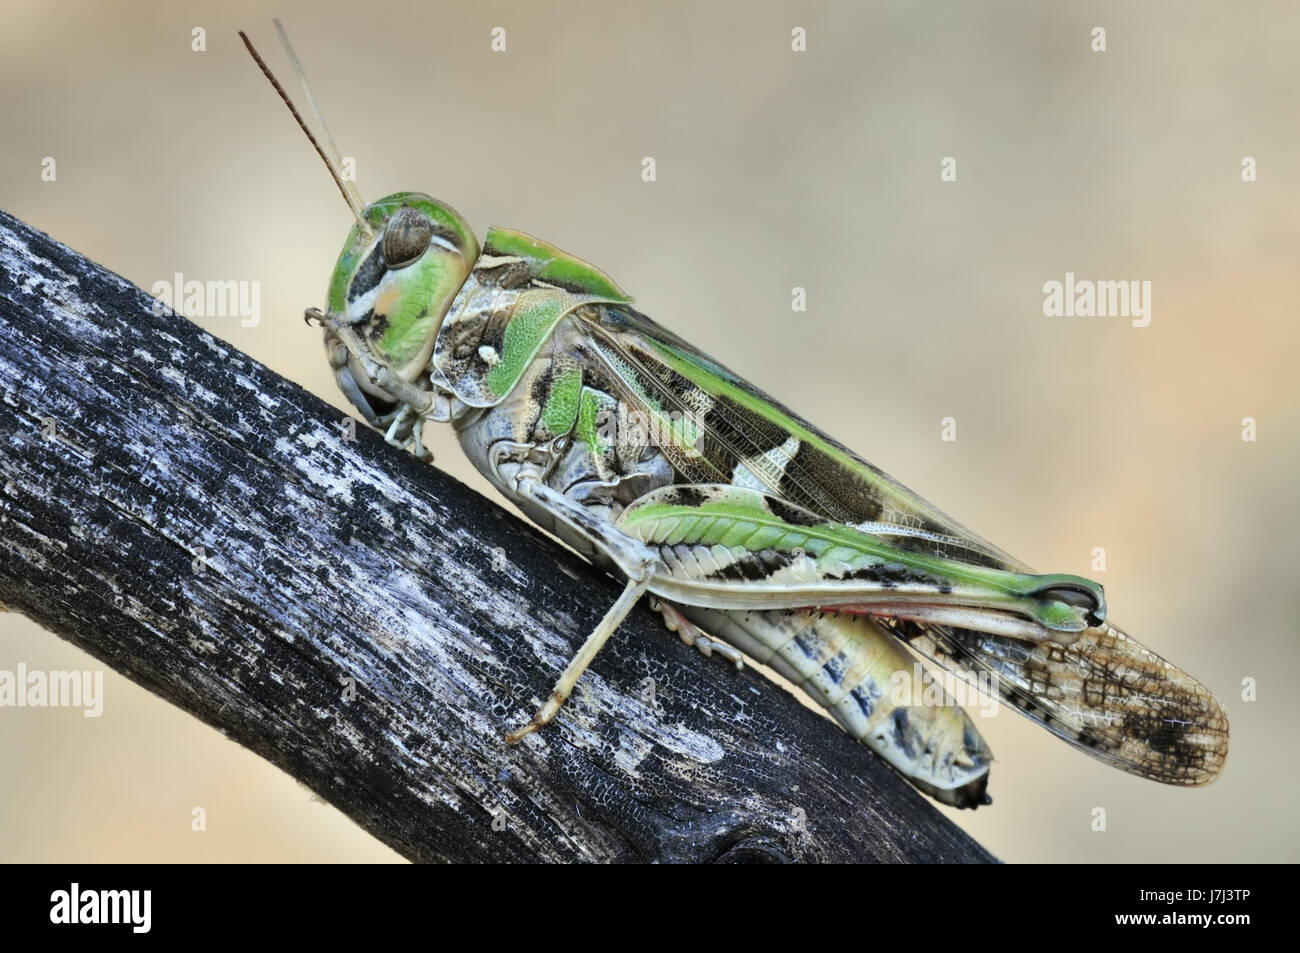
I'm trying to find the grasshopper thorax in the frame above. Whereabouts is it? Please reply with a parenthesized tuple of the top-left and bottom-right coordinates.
(324, 192, 480, 418)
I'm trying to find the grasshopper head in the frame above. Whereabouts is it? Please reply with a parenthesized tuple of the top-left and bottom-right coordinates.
(323, 191, 479, 420)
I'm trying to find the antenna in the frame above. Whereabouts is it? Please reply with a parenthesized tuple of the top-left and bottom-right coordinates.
(239, 27, 374, 238)
(272, 20, 370, 222)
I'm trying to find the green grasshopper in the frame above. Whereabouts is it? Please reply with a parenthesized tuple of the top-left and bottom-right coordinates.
(242, 27, 1228, 808)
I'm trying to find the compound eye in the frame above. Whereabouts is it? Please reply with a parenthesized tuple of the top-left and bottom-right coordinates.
(381, 207, 433, 269)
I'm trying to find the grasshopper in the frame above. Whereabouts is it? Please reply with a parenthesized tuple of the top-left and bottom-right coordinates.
(242, 26, 1228, 808)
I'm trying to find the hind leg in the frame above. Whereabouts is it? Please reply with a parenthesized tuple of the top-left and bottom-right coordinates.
(651, 597, 743, 670)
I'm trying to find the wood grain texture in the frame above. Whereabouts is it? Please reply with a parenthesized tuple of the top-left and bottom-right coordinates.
(0, 210, 996, 863)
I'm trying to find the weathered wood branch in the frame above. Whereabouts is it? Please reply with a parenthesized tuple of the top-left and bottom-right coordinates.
(0, 210, 995, 863)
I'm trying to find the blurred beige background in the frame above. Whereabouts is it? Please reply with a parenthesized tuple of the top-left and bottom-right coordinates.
(2, 0, 1296, 862)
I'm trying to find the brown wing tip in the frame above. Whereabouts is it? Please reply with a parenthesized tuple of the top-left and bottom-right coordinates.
(1132, 689, 1230, 786)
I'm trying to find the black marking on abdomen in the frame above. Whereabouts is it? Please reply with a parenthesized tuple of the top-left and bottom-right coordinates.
(822, 651, 848, 686)
(792, 628, 821, 663)
(851, 684, 876, 720)
(892, 708, 915, 758)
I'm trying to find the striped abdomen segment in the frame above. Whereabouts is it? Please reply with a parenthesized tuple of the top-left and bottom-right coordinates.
(677, 605, 993, 807)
